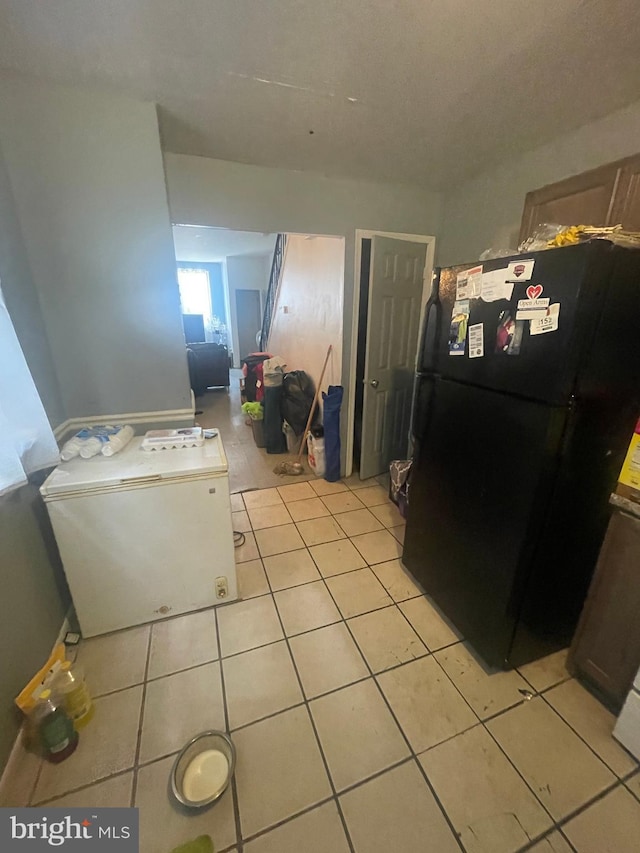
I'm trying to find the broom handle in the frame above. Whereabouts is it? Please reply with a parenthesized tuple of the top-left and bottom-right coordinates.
(297, 345, 333, 462)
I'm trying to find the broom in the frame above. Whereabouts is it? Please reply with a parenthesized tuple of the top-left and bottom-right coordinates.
(273, 345, 332, 476)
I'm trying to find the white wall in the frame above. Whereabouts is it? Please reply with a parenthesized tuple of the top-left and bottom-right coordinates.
(164, 153, 442, 470)
(225, 253, 271, 366)
(439, 98, 640, 267)
(0, 73, 192, 423)
(268, 235, 344, 395)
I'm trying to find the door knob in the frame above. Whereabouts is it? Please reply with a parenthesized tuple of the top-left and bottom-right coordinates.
(370, 379, 379, 388)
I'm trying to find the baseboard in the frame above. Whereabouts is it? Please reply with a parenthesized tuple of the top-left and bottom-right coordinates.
(53, 405, 195, 442)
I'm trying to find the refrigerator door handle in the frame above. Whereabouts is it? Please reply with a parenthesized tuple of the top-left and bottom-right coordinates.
(417, 269, 442, 373)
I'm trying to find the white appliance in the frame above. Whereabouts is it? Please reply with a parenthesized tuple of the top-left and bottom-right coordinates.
(40, 433, 238, 637)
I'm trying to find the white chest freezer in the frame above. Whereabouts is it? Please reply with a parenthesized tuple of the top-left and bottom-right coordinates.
(41, 433, 238, 637)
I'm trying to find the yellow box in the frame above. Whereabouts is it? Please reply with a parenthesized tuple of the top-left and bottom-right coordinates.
(618, 419, 640, 497)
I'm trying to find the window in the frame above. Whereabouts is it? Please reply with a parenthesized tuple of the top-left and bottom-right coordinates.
(0, 285, 59, 495)
(177, 267, 229, 346)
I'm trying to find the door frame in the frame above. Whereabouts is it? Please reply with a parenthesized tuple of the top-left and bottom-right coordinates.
(346, 230, 436, 478)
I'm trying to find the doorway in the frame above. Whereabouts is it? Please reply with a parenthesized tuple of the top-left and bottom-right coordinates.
(349, 230, 435, 480)
(236, 288, 262, 361)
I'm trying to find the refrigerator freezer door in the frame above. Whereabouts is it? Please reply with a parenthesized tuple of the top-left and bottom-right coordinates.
(403, 377, 567, 668)
(46, 471, 237, 636)
(41, 435, 228, 497)
(420, 242, 614, 405)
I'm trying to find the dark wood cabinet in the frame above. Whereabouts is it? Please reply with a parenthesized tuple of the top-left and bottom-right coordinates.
(569, 500, 640, 712)
(519, 153, 640, 244)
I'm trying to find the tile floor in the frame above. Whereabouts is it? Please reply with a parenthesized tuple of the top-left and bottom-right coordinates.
(3, 478, 640, 853)
(194, 370, 317, 493)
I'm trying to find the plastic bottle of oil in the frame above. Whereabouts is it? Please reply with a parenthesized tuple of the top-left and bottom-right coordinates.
(52, 660, 94, 730)
(31, 689, 79, 763)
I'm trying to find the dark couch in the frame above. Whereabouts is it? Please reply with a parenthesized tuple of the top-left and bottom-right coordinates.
(186, 342, 230, 396)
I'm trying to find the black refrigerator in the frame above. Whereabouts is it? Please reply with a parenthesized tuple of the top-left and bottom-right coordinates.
(403, 240, 640, 669)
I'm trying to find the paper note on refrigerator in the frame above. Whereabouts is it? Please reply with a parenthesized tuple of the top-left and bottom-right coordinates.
(481, 269, 514, 302)
(530, 303, 560, 335)
(456, 265, 483, 300)
(468, 323, 484, 358)
(449, 299, 470, 356)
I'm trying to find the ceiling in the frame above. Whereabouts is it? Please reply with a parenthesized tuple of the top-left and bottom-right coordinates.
(173, 226, 277, 262)
(1, 1, 640, 189)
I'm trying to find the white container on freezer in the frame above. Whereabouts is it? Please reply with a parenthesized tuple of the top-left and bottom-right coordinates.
(40, 434, 237, 637)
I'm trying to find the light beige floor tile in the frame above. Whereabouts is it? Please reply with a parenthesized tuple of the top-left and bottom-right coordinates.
(399, 596, 462, 650)
(235, 531, 260, 563)
(243, 488, 284, 509)
(263, 549, 321, 591)
(230, 492, 245, 512)
(377, 657, 477, 753)
(627, 771, 640, 800)
(286, 497, 330, 522)
(217, 596, 283, 657)
(76, 625, 149, 697)
(340, 760, 460, 853)
(274, 581, 341, 635)
(33, 686, 143, 803)
(369, 501, 405, 528)
(290, 623, 369, 698)
(353, 484, 390, 506)
(392, 525, 406, 545)
(420, 725, 551, 853)
(435, 642, 531, 720)
(563, 785, 640, 853)
(136, 753, 236, 853)
(325, 568, 393, 618)
(234, 705, 331, 838)
(224, 640, 303, 729)
(296, 516, 346, 547)
(309, 479, 348, 496)
(311, 679, 410, 791)
(350, 529, 403, 564)
(243, 801, 350, 853)
(255, 523, 305, 557)
(371, 559, 422, 602)
(247, 503, 293, 530)
(139, 662, 225, 764)
(320, 491, 365, 515)
(148, 609, 218, 680)
(486, 697, 615, 820)
(237, 559, 270, 599)
(348, 606, 427, 673)
(42, 773, 133, 808)
(343, 474, 380, 491)
(334, 508, 384, 537)
(309, 539, 367, 577)
(0, 731, 42, 807)
(545, 679, 638, 777)
(232, 509, 252, 532)
(277, 481, 316, 503)
(527, 831, 573, 853)
(518, 648, 570, 692)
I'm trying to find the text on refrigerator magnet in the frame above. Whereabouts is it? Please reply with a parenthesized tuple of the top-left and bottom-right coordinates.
(530, 303, 560, 335)
(468, 323, 484, 358)
(456, 265, 483, 300)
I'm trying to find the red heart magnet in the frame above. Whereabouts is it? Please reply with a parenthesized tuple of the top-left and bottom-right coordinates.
(526, 284, 543, 300)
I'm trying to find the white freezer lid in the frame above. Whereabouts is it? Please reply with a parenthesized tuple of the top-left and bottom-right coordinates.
(41, 434, 228, 497)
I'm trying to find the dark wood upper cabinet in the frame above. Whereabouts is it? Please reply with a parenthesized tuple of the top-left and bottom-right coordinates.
(519, 153, 640, 245)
